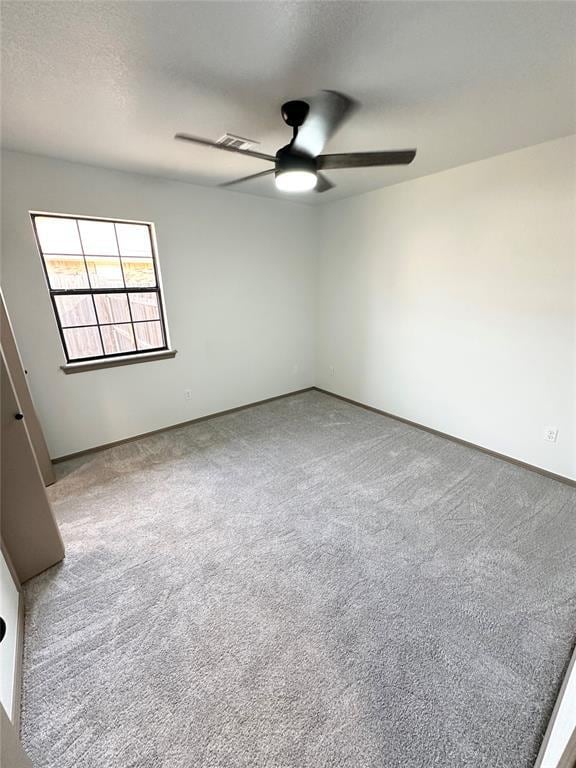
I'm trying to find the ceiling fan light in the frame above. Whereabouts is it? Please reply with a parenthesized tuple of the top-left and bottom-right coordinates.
(275, 170, 317, 192)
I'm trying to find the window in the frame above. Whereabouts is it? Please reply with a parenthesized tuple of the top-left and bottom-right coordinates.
(31, 213, 170, 364)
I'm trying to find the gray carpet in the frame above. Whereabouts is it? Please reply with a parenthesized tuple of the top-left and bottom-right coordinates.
(21, 390, 576, 768)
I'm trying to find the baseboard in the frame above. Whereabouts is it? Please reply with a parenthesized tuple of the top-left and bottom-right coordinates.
(53, 385, 575, 487)
(313, 387, 576, 488)
(53, 387, 315, 463)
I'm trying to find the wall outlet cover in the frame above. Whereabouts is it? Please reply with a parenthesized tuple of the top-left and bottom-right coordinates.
(544, 427, 559, 443)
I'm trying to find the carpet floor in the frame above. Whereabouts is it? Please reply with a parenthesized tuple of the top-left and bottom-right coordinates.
(21, 390, 576, 768)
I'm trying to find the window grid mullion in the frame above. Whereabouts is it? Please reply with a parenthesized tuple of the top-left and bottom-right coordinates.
(41, 252, 126, 258)
(89, 292, 106, 358)
(50, 287, 159, 296)
(74, 219, 94, 291)
(74, 219, 105, 359)
(113, 222, 138, 351)
(58, 319, 162, 331)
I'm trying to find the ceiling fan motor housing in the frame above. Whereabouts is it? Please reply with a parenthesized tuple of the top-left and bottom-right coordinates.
(280, 100, 310, 128)
(275, 145, 317, 177)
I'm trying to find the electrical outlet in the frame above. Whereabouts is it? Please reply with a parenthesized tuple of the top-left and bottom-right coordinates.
(184, 389, 192, 401)
(544, 427, 558, 443)
(329, 365, 335, 377)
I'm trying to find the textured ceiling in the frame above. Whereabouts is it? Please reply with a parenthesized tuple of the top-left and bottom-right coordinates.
(1, 1, 575, 204)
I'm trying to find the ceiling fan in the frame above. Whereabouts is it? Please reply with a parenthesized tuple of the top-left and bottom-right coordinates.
(175, 91, 416, 193)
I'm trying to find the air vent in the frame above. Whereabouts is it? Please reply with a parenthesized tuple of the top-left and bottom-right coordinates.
(216, 133, 259, 151)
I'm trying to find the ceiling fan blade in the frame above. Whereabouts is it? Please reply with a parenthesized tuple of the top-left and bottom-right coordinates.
(292, 91, 356, 158)
(315, 173, 335, 193)
(317, 149, 416, 169)
(220, 169, 275, 188)
(174, 133, 275, 162)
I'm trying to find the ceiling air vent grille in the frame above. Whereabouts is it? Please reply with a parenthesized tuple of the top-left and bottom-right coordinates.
(216, 133, 258, 151)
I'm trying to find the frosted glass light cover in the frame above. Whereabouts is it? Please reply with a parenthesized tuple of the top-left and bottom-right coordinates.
(275, 171, 317, 192)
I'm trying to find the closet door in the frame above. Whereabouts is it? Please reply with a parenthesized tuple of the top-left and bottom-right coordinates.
(0, 290, 54, 486)
(535, 648, 576, 768)
(1, 704, 33, 768)
(1, 350, 64, 583)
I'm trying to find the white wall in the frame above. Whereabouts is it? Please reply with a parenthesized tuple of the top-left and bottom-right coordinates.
(1, 151, 317, 457)
(2, 140, 575, 478)
(317, 136, 576, 479)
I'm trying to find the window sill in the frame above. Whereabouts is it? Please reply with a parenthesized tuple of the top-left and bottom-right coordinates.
(60, 349, 177, 374)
